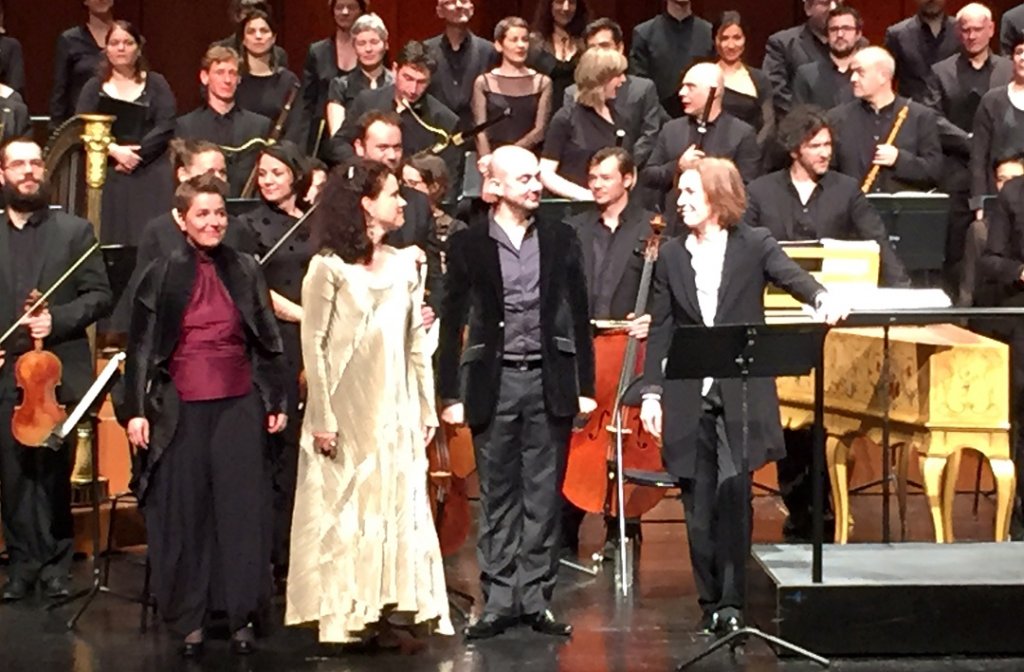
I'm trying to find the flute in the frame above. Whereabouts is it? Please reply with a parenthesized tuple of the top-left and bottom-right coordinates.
(861, 104, 909, 194)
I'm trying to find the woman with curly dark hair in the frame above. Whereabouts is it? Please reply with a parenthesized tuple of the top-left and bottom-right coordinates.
(286, 159, 452, 648)
(528, 0, 589, 115)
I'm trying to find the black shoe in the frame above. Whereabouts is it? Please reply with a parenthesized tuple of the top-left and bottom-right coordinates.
(181, 640, 204, 658)
(523, 610, 572, 637)
(231, 626, 256, 655)
(697, 611, 720, 636)
(40, 576, 70, 599)
(1, 578, 32, 602)
(714, 608, 744, 636)
(464, 613, 517, 640)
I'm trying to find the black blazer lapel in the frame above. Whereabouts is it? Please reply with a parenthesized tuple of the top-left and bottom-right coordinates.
(155, 250, 195, 361)
(715, 228, 743, 319)
(605, 211, 645, 302)
(0, 224, 10, 323)
(473, 221, 503, 306)
(673, 240, 702, 322)
(539, 218, 555, 302)
(575, 211, 597, 291)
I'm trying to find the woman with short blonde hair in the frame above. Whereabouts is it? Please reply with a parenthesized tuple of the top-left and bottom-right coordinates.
(539, 45, 630, 200)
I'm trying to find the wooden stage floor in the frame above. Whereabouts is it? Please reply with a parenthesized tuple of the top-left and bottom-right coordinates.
(2, 491, 1023, 672)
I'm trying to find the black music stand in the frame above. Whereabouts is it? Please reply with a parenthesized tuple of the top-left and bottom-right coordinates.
(866, 193, 949, 286)
(666, 323, 830, 669)
(47, 353, 129, 629)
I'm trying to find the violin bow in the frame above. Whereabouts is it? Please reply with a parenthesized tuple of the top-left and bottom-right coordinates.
(0, 242, 100, 347)
(257, 202, 319, 267)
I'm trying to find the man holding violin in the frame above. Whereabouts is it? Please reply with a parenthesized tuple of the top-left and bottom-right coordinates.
(0, 138, 112, 602)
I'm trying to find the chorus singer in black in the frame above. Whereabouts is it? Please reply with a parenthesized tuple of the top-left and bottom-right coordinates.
(425, 0, 497, 132)
(639, 157, 845, 636)
(123, 175, 287, 657)
(240, 141, 313, 583)
(792, 5, 863, 113)
(0, 139, 113, 602)
(49, 0, 115, 128)
(438, 146, 595, 640)
(175, 45, 272, 197)
(883, 0, 958, 103)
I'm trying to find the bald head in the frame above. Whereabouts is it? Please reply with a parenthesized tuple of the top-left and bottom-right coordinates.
(851, 46, 896, 105)
(957, 3, 994, 57)
(679, 63, 725, 118)
(485, 146, 542, 214)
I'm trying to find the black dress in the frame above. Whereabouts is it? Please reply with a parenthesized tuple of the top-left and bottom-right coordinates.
(720, 67, 774, 143)
(50, 25, 103, 128)
(473, 71, 552, 154)
(76, 73, 177, 246)
(237, 69, 305, 145)
(528, 42, 580, 116)
(241, 202, 314, 572)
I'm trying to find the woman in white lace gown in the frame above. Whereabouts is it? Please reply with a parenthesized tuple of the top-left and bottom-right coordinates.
(285, 159, 452, 646)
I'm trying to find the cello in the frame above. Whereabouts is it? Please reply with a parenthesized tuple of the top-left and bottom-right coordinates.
(562, 214, 669, 518)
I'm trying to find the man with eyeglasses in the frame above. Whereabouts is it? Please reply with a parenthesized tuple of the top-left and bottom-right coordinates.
(0, 139, 112, 602)
(924, 3, 1010, 300)
(792, 5, 863, 112)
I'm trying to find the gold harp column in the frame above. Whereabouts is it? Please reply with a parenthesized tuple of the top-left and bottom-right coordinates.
(70, 115, 113, 499)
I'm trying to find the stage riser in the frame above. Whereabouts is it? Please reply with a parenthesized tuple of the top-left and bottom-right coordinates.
(749, 544, 1024, 657)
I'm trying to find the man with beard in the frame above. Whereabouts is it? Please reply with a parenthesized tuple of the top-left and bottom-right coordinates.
(828, 47, 943, 194)
(0, 139, 112, 602)
(352, 110, 443, 320)
(175, 46, 272, 197)
(792, 5, 863, 111)
(641, 62, 760, 224)
(438, 145, 595, 640)
(924, 3, 1010, 300)
(746, 106, 908, 286)
(332, 41, 461, 195)
(763, 0, 837, 117)
(629, 0, 715, 119)
(424, 0, 497, 132)
(884, 0, 959, 103)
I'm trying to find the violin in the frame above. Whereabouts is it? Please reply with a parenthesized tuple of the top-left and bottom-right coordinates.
(11, 290, 67, 448)
(562, 213, 669, 517)
(0, 244, 99, 449)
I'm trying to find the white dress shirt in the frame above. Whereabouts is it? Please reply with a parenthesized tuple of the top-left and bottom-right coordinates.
(684, 227, 729, 397)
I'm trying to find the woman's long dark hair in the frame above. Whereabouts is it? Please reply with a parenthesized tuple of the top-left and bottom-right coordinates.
(531, 0, 589, 45)
(311, 158, 391, 264)
(98, 21, 149, 83)
(236, 9, 282, 74)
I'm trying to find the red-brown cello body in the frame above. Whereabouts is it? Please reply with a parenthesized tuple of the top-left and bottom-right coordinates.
(562, 214, 669, 518)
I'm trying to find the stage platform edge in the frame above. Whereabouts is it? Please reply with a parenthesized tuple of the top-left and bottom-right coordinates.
(748, 542, 1024, 657)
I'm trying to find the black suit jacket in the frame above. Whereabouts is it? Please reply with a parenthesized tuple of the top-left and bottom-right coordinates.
(0, 35, 25, 95)
(566, 201, 654, 319)
(122, 243, 286, 501)
(438, 213, 595, 428)
(1001, 5, 1024, 56)
(924, 52, 1011, 163)
(300, 38, 345, 154)
(641, 225, 824, 479)
(762, 23, 831, 115)
(424, 32, 498, 131)
(828, 98, 943, 193)
(745, 169, 910, 286)
(884, 14, 960, 103)
(0, 210, 112, 404)
(174, 106, 272, 197)
(791, 59, 854, 111)
(563, 75, 668, 167)
(628, 13, 715, 118)
(642, 112, 761, 191)
(0, 93, 29, 141)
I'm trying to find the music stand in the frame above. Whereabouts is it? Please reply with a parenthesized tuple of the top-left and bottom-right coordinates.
(48, 353, 128, 629)
(665, 323, 830, 669)
(866, 193, 949, 286)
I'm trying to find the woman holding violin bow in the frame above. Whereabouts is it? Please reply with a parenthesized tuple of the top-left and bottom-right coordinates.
(0, 138, 112, 604)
